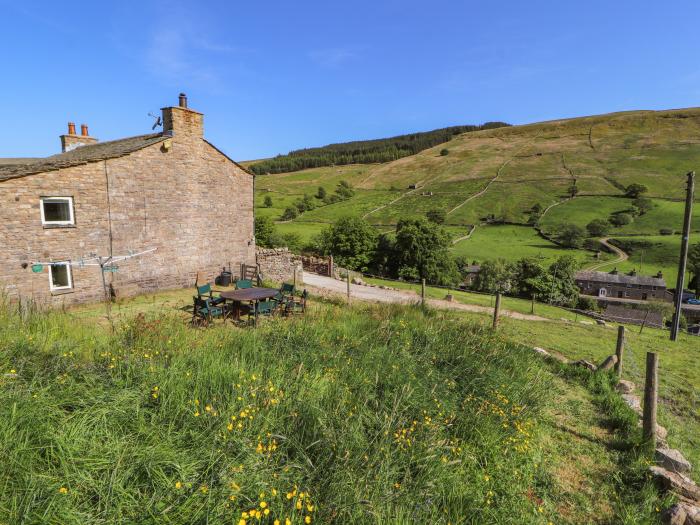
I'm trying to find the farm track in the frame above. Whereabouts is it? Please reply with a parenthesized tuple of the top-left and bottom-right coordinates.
(303, 272, 548, 321)
(585, 237, 629, 271)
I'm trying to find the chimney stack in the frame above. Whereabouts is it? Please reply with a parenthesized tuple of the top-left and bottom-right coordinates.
(162, 93, 203, 137)
(60, 121, 98, 152)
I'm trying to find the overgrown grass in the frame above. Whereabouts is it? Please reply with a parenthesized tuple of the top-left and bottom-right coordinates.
(0, 301, 552, 523)
(0, 297, 667, 524)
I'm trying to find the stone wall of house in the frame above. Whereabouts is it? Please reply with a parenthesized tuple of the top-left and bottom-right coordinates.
(0, 117, 255, 307)
(256, 247, 302, 285)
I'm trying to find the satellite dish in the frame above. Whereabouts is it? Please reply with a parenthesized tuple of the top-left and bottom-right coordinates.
(148, 112, 163, 130)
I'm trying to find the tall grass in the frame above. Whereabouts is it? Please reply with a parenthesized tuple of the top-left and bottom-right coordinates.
(0, 300, 560, 524)
(0, 299, 667, 524)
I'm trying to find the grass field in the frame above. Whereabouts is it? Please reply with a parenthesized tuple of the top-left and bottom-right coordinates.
(451, 225, 608, 267)
(0, 291, 669, 524)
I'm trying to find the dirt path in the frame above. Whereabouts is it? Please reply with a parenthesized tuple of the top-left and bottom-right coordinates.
(586, 237, 628, 271)
(303, 272, 548, 321)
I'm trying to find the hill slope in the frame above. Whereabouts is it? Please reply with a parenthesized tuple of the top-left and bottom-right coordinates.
(256, 108, 700, 278)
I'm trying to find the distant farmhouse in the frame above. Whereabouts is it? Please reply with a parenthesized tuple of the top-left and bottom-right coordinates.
(575, 269, 666, 301)
(0, 94, 255, 306)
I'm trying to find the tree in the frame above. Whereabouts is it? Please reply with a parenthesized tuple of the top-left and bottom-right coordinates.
(254, 216, 276, 248)
(625, 183, 648, 198)
(556, 224, 586, 248)
(529, 256, 579, 307)
(609, 213, 633, 226)
(440, 148, 450, 156)
(511, 258, 546, 298)
(316, 186, 327, 200)
(633, 196, 653, 215)
(318, 216, 378, 271)
(689, 242, 700, 295)
(474, 259, 514, 293)
(426, 209, 446, 224)
(586, 218, 611, 237)
(263, 195, 273, 208)
(392, 218, 460, 285)
(568, 183, 579, 198)
(335, 180, 355, 199)
(281, 206, 298, 221)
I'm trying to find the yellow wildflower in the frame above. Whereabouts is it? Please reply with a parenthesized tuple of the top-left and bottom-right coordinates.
(175, 481, 182, 489)
(305, 516, 312, 524)
(58, 486, 68, 494)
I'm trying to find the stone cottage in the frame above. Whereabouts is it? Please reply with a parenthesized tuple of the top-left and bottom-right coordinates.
(0, 94, 255, 306)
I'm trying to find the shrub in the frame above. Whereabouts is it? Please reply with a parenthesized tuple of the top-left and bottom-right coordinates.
(425, 209, 446, 224)
(440, 148, 450, 156)
(280, 206, 298, 221)
(586, 219, 611, 237)
(609, 213, 633, 227)
(316, 186, 327, 200)
(624, 183, 648, 198)
(263, 195, 273, 207)
(576, 296, 600, 312)
(556, 224, 586, 248)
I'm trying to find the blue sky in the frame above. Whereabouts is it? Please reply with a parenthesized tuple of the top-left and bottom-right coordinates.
(2, 0, 700, 160)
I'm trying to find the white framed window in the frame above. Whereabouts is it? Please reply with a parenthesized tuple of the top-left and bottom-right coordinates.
(40, 197, 74, 226)
(49, 262, 73, 292)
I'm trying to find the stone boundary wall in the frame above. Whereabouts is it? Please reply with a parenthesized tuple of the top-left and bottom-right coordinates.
(256, 248, 303, 285)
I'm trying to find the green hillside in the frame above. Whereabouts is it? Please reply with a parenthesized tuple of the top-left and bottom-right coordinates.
(255, 108, 700, 275)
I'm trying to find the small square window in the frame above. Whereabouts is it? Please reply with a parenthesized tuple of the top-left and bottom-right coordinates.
(41, 197, 74, 226)
(49, 262, 73, 291)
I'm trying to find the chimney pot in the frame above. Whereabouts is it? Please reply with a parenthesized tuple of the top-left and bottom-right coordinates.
(68, 122, 76, 135)
(179, 93, 188, 108)
(80, 124, 89, 137)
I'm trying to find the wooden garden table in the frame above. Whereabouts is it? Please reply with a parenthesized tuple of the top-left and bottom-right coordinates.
(219, 287, 278, 323)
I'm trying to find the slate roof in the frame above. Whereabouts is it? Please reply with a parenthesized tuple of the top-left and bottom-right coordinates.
(0, 133, 167, 182)
(575, 270, 666, 288)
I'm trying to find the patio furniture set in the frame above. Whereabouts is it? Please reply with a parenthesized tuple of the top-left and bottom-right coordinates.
(191, 279, 307, 327)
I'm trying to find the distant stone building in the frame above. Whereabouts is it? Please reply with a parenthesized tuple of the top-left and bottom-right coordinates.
(0, 94, 255, 306)
(575, 269, 667, 301)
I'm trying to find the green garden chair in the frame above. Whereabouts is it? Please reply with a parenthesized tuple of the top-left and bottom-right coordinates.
(235, 279, 253, 289)
(191, 296, 226, 326)
(196, 283, 225, 306)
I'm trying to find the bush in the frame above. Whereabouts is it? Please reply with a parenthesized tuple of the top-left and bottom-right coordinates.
(280, 206, 298, 221)
(624, 183, 648, 198)
(440, 148, 450, 156)
(556, 224, 586, 248)
(263, 195, 273, 208)
(316, 186, 326, 200)
(586, 219, 610, 237)
(632, 197, 653, 215)
(425, 209, 446, 224)
(609, 213, 633, 227)
(576, 296, 600, 312)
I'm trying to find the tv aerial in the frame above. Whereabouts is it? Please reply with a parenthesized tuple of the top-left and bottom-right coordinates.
(148, 112, 162, 130)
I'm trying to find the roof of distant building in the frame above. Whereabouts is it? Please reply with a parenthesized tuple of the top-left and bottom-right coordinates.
(575, 270, 666, 288)
(0, 133, 167, 182)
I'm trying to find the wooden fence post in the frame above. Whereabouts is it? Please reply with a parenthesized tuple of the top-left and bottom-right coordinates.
(614, 326, 625, 378)
(346, 272, 351, 304)
(421, 279, 426, 308)
(329, 255, 334, 277)
(643, 352, 658, 446)
(492, 292, 502, 329)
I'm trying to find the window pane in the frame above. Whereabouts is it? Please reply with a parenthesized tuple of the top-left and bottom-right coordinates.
(51, 264, 70, 288)
(43, 200, 71, 222)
